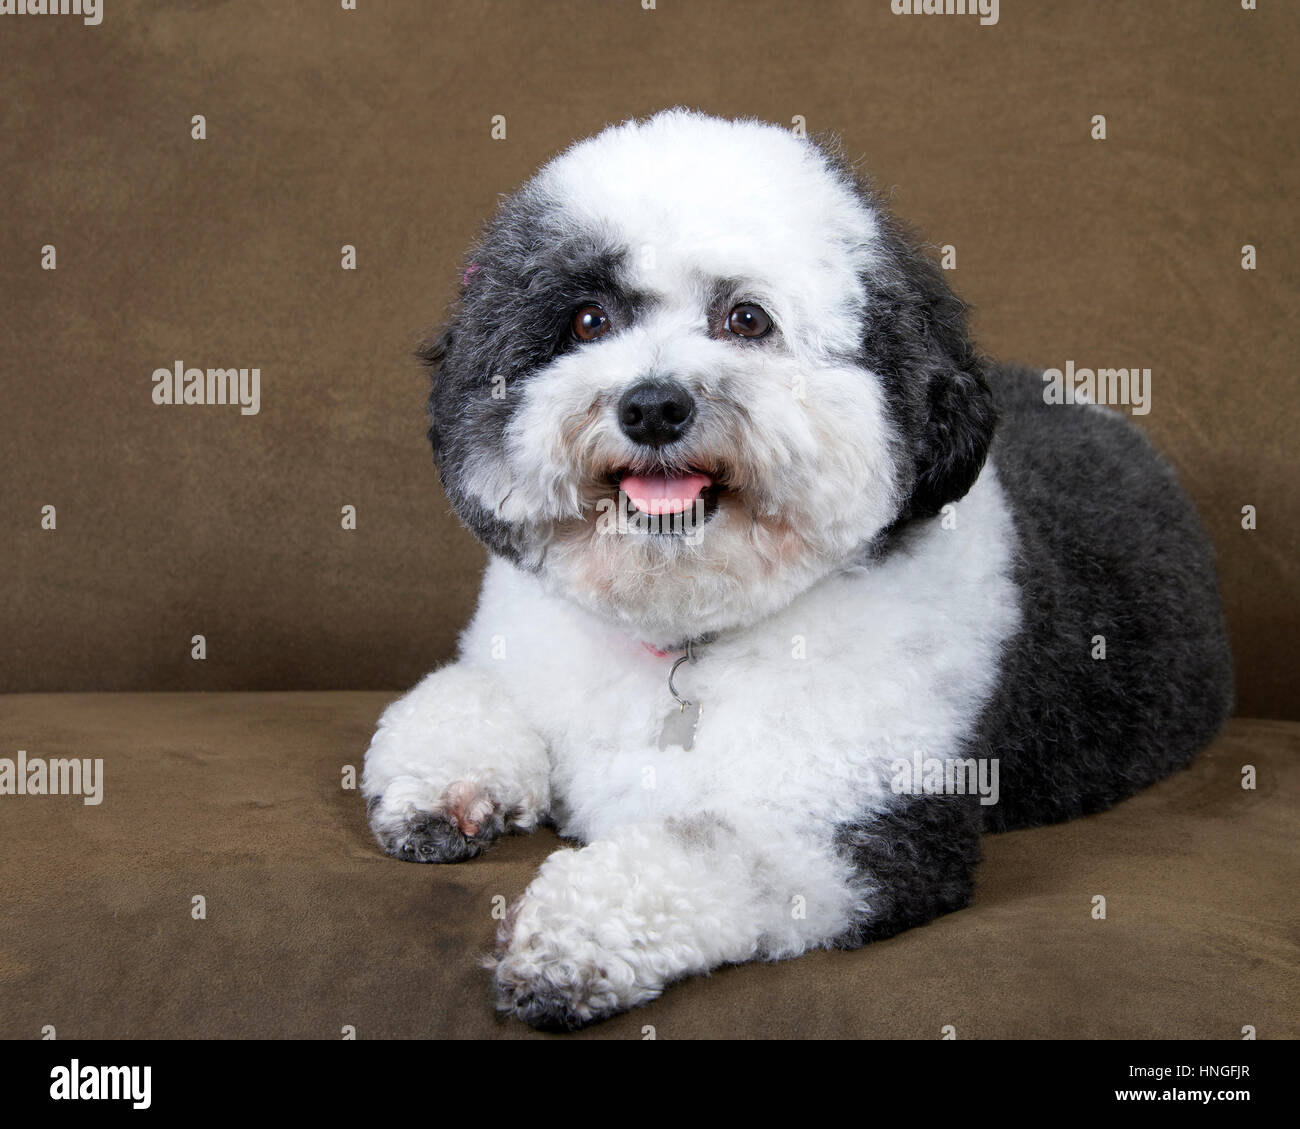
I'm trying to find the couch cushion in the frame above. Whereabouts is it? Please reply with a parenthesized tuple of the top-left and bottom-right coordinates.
(2, 693, 1295, 1039)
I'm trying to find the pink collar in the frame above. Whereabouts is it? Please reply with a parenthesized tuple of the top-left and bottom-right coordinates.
(640, 634, 715, 658)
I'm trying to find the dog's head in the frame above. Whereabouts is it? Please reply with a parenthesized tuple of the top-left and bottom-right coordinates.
(424, 110, 994, 644)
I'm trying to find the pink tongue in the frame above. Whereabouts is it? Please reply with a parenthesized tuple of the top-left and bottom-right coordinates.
(619, 473, 712, 515)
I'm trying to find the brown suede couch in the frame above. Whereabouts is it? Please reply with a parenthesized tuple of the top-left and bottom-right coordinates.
(2, 1, 1297, 1039)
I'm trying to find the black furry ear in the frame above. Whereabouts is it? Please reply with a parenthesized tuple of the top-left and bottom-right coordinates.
(416, 325, 453, 370)
(908, 359, 996, 520)
(417, 322, 456, 469)
(861, 214, 996, 522)
(813, 136, 997, 522)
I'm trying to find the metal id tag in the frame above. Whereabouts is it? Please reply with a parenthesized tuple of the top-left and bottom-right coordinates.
(657, 700, 702, 751)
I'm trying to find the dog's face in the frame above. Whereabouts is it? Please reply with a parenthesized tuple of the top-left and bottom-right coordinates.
(426, 110, 994, 644)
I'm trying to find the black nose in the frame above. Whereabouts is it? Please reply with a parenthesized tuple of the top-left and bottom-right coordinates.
(617, 379, 695, 448)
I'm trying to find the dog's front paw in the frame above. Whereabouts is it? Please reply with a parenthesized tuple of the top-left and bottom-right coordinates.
(361, 667, 552, 863)
(488, 900, 651, 1030)
(486, 842, 675, 1028)
(368, 776, 507, 863)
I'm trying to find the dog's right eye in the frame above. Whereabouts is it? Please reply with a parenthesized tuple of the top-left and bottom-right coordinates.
(572, 304, 611, 342)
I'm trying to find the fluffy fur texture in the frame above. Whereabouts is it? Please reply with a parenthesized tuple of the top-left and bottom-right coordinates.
(362, 110, 1233, 1029)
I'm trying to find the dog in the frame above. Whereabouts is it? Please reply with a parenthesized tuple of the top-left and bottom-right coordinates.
(362, 109, 1234, 1030)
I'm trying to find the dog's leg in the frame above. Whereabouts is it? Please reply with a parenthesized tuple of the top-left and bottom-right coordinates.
(490, 793, 982, 1028)
(361, 665, 550, 863)
(489, 813, 862, 1029)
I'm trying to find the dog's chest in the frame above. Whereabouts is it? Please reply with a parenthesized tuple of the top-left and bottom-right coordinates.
(456, 468, 1021, 839)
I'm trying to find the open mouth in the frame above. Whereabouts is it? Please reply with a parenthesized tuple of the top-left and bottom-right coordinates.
(610, 466, 725, 530)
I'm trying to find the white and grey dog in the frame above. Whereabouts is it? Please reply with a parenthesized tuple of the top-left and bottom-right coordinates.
(362, 110, 1233, 1029)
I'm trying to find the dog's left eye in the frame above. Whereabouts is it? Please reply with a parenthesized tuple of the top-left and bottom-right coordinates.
(572, 304, 611, 342)
(725, 303, 772, 339)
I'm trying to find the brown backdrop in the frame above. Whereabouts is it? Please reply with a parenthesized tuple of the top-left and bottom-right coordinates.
(3, 0, 1297, 719)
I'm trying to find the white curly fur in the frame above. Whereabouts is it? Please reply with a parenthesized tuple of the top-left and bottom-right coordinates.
(362, 666, 550, 859)
(361, 111, 1023, 1026)
(363, 465, 1018, 1024)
